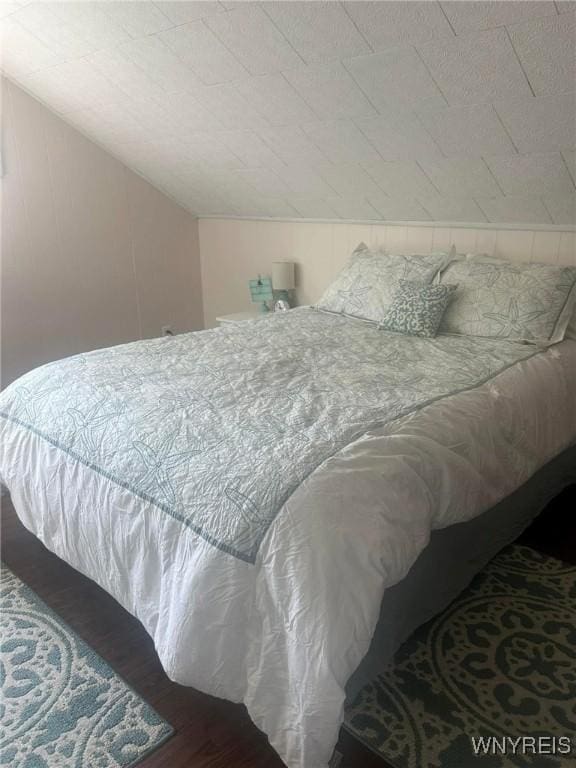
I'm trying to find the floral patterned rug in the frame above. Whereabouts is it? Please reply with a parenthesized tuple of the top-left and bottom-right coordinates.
(344, 545, 576, 768)
(0, 566, 173, 767)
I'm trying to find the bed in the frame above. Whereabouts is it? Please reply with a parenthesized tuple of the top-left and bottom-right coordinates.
(1, 249, 576, 768)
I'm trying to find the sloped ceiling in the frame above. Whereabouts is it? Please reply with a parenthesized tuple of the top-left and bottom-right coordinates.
(1, 1, 575, 225)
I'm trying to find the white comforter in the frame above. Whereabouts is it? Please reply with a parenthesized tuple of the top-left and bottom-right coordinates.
(1, 311, 575, 768)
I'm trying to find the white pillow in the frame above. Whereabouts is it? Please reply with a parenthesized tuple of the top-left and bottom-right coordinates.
(439, 255, 576, 344)
(317, 243, 451, 323)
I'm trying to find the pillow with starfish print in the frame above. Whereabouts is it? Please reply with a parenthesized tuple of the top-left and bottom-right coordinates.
(439, 257, 576, 344)
(316, 243, 451, 324)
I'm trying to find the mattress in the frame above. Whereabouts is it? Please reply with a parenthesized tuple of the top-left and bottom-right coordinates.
(1, 309, 575, 768)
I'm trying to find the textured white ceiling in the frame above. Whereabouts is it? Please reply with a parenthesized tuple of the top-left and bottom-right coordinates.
(2, 0, 575, 225)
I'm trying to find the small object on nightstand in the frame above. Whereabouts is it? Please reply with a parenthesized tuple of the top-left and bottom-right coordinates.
(272, 262, 295, 311)
(216, 312, 261, 327)
(249, 275, 273, 313)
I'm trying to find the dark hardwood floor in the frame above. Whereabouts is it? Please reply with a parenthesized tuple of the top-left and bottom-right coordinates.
(2, 486, 575, 768)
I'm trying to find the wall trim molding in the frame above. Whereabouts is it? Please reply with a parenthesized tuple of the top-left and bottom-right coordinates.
(199, 216, 576, 233)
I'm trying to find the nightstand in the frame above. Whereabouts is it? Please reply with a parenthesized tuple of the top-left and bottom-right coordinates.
(216, 311, 261, 327)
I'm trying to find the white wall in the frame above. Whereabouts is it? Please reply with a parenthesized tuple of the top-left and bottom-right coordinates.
(199, 218, 576, 328)
(1, 80, 204, 387)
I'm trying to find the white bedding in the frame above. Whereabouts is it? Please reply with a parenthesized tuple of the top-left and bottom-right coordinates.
(1, 312, 575, 768)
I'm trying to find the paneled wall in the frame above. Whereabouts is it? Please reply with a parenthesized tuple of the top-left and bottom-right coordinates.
(1, 80, 204, 387)
(198, 218, 576, 327)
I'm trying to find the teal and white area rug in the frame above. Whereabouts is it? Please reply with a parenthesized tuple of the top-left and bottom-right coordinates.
(344, 545, 576, 768)
(0, 567, 173, 767)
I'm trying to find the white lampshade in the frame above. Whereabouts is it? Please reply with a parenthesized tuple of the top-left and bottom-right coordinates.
(272, 261, 295, 291)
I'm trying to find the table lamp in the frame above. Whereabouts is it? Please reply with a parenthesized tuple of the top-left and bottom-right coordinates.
(272, 262, 295, 311)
